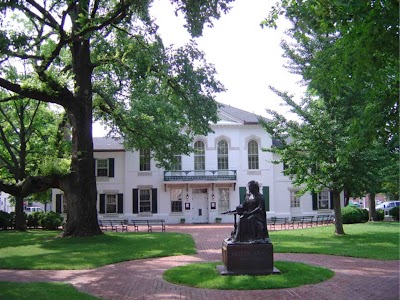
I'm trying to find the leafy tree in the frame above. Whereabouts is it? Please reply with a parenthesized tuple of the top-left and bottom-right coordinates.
(263, 90, 351, 235)
(262, 0, 398, 226)
(0, 0, 233, 236)
(0, 94, 62, 230)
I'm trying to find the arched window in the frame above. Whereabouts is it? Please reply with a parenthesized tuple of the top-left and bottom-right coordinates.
(140, 148, 151, 171)
(194, 141, 205, 172)
(217, 140, 229, 170)
(248, 140, 259, 169)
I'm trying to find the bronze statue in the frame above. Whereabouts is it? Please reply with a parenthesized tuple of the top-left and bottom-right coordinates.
(225, 180, 270, 243)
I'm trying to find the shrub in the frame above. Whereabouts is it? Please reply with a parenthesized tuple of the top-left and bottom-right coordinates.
(389, 207, 399, 221)
(376, 209, 385, 221)
(39, 212, 63, 230)
(361, 209, 369, 222)
(341, 206, 366, 224)
(27, 211, 44, 228)
(8, 212, 16, 229)
(0, 211, 10, 230)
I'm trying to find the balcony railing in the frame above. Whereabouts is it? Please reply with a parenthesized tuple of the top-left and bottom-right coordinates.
(164, 170, 237, 182)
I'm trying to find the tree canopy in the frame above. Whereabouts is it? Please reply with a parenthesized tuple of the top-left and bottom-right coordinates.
(262, 0, 399, 231)
(0, 0, 235, 236)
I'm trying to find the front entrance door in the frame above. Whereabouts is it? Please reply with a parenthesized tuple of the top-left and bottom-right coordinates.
(192, 188, 209, 223)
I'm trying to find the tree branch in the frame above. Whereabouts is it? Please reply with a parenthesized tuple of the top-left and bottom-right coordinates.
(0, 77, 74, 109)
(0, 175, 62, 197)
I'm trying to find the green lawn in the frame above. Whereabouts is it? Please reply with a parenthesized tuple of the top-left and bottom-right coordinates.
(0, 282, 99, 300)
(0, 222, 398, 271)
(0, 231, 195, 270)
(163, 261, 334, 289)
(0, 222, 398, 295)
(270, 222, 400, 260)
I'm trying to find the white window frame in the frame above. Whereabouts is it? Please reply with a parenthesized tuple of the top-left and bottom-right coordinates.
(140, 149, 151, 171)
(171, 155, 182, 171)
(290, 191, 300, 208)
(194, 141, 205, 171)
(96, 159, 109, 177)
(318, 190, 330, 209)
(170, 188, 183, 213)
(105, 194, 118, 214)
(217, 140, 229, 171)
(248, 140, 259, 170)
(218, 188, 230, 213)
(139, 189, 151, 213)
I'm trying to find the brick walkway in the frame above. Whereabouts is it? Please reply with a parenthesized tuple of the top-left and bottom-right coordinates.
(0, 224, 399, 300)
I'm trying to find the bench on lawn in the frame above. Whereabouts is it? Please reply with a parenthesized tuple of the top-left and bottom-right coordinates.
(267, 217, 288, 230)
(289, 216, 315, 229)
(324, 214, 335, 225)
(131, 219, 166, 232)
(98, 220, 128, 232)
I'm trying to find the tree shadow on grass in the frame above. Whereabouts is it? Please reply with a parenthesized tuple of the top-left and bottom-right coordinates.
(0, 231, 196, 270)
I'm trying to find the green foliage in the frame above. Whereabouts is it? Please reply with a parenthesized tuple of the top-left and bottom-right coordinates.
(8, 211, 16, 229)
(262, 0, 398, 202)
(0, 100, 62, 182)
(361, 209, 369, 223)
(39, 211, 63, 230)
(0, 210, 10, 230)
(376, 209, 385, 221)
(26, 211, 43, 228)
(389, 207, 399, 221)
(0, 282, 99, 300)
(341, 206, 367, 224)
(38, 158, 71, 177)
(163, 261, 334, 290)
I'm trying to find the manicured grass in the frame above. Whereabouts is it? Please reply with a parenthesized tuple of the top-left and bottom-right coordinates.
(270, 222, 400, 260)
(0, 231, 195, 270)
(0, 282, 99, 299)
(163, 261, 334, 289)
(0, 222, 397, 272)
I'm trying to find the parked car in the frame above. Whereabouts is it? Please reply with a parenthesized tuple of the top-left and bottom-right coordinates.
(376, 201, 400, 215)
(347, 201, 361, 208)
(24, 207, 43, 214)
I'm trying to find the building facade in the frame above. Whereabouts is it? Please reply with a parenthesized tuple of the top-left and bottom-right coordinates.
(52, 104, 340, 223)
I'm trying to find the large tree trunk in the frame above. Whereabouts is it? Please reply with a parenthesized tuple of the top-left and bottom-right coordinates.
(368, 193, 377, 221)
(61, 4, 102, 237)
(14, 196, 26, 231)
(332, 189, 345, 235)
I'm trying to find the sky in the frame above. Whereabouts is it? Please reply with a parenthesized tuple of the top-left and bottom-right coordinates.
(94, 0, 305, 136)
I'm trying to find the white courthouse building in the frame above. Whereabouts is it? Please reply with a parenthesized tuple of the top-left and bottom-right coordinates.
(52, 104, 340, 223)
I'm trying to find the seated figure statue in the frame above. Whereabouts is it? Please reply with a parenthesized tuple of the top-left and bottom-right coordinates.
(231, 180, 270, 243)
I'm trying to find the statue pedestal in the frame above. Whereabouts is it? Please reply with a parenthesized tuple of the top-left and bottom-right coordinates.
(217, 239, 280, 275)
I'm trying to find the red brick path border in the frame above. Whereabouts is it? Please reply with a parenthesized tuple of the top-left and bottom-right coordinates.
(0, 224, 398, 300)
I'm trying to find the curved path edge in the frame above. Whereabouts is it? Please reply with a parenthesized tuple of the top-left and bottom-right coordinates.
(0, 224, 398, 300)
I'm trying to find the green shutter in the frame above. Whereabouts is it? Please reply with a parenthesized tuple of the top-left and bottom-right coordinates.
(99, 194, 105, 214)
(133, 189, 138, 214)
(330, 191, 334, 209)
(151, 188, 158, 213)
(239, 187, 247, 204)
(117, 194, 123, 213)
(262, 186, 270, 211)
(312, 192, 318, 210)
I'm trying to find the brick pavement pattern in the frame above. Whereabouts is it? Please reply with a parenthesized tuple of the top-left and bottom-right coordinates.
(0, 224, 399, 300)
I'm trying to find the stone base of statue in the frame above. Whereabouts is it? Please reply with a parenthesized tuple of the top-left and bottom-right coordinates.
(217, 239, 280, 276)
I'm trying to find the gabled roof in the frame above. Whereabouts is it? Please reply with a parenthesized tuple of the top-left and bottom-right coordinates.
(93, 137, 124, 152)
(217, 103, 270, 124)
